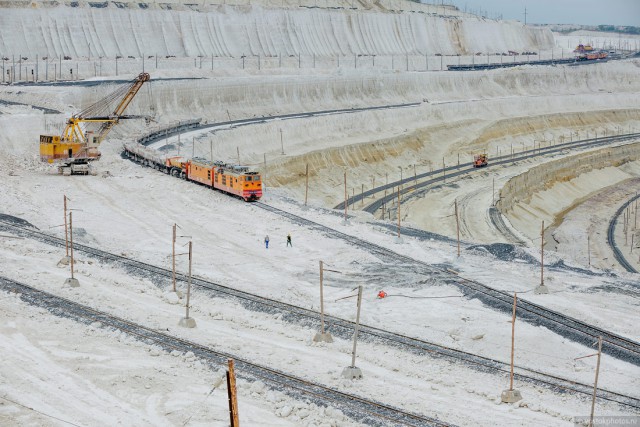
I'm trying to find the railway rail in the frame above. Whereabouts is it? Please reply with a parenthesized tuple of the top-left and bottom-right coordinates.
(447, 52, 633, 72)
(254, 204, 640, 366)
(607, 193, 640, 274)
(0, 276, 450, 427)
(338, 132, 640, 213)
(1, 218, 640, 410)
(119, 123, 640, 364)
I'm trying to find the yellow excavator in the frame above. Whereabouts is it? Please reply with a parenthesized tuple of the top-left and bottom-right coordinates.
(39, 72, 151, 175)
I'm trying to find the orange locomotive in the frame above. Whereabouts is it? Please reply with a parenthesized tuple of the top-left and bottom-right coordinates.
(473, 154, 488, 168)
(188, 157, 262, 201)
(125, 145, 262, 202)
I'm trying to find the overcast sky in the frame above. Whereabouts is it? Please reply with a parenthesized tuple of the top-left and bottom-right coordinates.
(445, 0, 640, 26)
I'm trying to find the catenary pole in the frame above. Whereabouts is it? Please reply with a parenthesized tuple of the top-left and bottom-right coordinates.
(589, 337, 603, 427)
(304, 163, 309, 206)
(172, 224, 177, 292)
(64, 195, 69, 257)
(69, 212, 75, 280)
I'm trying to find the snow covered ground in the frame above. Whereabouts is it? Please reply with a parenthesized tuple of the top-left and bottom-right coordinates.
(1, 143, 639, 426)
(0, 2, 639, 425)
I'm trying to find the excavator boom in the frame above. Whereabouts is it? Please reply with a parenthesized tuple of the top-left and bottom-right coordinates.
(39, 72, 150, 175)
(95, 72, 150, 144)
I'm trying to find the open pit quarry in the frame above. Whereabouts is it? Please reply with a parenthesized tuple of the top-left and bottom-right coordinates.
(4, 2, 636, 244)
(1, 1, 640, 426)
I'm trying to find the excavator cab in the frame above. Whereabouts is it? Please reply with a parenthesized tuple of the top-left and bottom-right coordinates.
(40, 72, 150, 175)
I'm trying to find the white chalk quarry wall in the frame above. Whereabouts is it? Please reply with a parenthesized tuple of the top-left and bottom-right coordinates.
(134, 60, 640, 124)
(0, 6, 553, 57)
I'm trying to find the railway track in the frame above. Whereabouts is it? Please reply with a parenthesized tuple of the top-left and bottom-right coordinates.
(487, 207, 525, 245)
(607, 193, 640, 274)
(337, 132, 640, 213)
(254, 204, 640, 366)
(2, 218, 640, 410)
(0, 276, 450, 427)
(447, 52, 635, 72)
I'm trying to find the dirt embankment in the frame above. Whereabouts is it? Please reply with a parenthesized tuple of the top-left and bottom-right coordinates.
(496, 142, 640, 242)
(264, 106, 640, 208)
(468, 109, 640, 151)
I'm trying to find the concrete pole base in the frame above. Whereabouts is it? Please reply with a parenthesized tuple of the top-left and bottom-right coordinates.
(501, 389, 523, 403)
(534, 284, 549, 295)
(342, 219, 350, 226)
(178, 317, 197, 328)
(395, 236, 403, 244)
(58, 256, 70, 266)
(341, 366, 363, 380)
(64, 277, 80, 287)
(312, 332, 333, 343)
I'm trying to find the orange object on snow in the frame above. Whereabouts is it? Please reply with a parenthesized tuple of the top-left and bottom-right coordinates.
(377, 290, 387, 299)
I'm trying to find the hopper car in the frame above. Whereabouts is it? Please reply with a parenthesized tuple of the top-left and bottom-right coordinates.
(123, 143, 262, 201)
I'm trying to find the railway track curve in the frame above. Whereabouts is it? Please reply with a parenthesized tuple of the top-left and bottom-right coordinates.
(607, 193, 640, 274)
(337, 132, 640, 213)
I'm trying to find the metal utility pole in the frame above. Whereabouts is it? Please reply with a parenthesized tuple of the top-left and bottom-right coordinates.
(172, 224, 177, 292)
(492, 178, 495, 206)
(535, 221, 549, 294)
(350, 285, 362, 367)
(541, 221, 544, 285)
(314, 261, 335, 342)
(280, 129, 284, 155)
(64, 211, 79, 287)
(509, 293, 516, 390)
(64, 195, 69, 257)
(371, 176, 375, 198)
(382, 173, 388, 219)
(341, 285, 363, 379)
(589, 337, 603, 427)
(69, 212, 75, 280)
(186, 241, 192, 317)
(501, 293, 522, 402)
(304, 163, 309, 206)
(397, 186, 401, 240)
(179, 241, 196, 327)
(397, 166, 403, 197)
(455, 199, 460, 257)
(443, 157, 446, 183)
(263, 154, 267, 199)
(343, 171, 348, 224)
